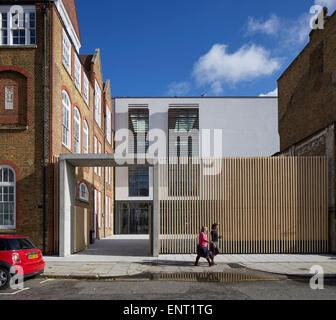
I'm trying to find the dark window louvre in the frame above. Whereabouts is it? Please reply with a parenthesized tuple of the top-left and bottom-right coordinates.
(128, 108, 149, 154)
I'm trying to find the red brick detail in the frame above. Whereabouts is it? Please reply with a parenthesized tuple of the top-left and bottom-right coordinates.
(0, 66, 32, 126)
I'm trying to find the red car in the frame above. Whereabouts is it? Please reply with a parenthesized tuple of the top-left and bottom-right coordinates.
(0, 235, 45, 290)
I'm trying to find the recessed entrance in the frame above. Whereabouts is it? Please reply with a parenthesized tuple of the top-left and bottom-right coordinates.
(76, 235, 151, 257)
(115, 202, 152, 235)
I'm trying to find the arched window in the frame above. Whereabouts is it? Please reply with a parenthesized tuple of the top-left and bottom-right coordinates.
(62, 90, 71, 149)
(79, 182, 89, 202)
(0, 166, 16, 229)
(83, 120, 89, 154)
(73, 107, 81, 154)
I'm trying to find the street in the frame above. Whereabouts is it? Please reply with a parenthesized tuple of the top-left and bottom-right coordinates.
(0, 274, 336, 300)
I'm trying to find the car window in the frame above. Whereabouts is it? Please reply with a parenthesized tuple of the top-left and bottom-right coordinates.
(7, 238, 36, 251)
(7, 239, 21, 251)
(19, 238, 36, 250)
(0, 239, 7, 251)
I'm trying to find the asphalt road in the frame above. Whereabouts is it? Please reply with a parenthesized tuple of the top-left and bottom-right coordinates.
(0, 275, 336, 300)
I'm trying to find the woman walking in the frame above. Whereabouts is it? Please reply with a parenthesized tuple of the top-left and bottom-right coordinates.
(195, 227, 214, 267)
(210, 223, 222, 264)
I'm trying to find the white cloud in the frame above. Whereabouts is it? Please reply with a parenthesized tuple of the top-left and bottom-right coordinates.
(210, 81, 224, 95)
(315, 0, 336, 12)
(167, 81, 190, 96)
(246, 13, 311, 48)
(282, 14, 311, 47)
(247, 14, 281, 35)
(192, 44, 281, 93)
(259, 88, 278, 97)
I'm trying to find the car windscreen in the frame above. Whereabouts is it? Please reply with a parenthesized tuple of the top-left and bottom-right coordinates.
(7, 238, 37, 251)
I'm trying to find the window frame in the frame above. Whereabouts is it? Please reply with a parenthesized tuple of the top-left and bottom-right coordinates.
(94, 136, 98, 175)
(83, 120, 89, 154)
(73, 107, 81, 154)
(0, 165, 16, 230)
(74, 54, 81, 92)
(0, 6, 36, 46)
(5, 86, 14, 110)
(79, 182, 89, 202)
(106, 106, 112, 144)
(128, 108, 149, 155)
(83, 73, 89, 106)
(62, 90, 71, 150)
(98, 191, 102, 228)
(98, 141, 102, 177)
(62, 29, 71, 75)
(128, 167, 150, 198)
(94, 80, 102, 128)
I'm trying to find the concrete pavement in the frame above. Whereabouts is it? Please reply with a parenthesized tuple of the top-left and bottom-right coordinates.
(43, 235, 336, 279)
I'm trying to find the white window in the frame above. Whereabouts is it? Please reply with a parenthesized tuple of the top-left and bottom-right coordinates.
(98, 141, 102, 177)
(0, 166, 16, 230)
(73, 107, 81, 154)
(98, 191, 101, 228)
(0, 6, 36, 46)
(62, 29, 71, 74)
(105, 196, 111, 228)
(83, 73, 89, 105)
(79, 183, 89, 202)
(106, 106, 112, 144)
(95, 80, 101, 127)
(83, 120, 89, 154)
(94, 189, 97, 237)
(108, 197, 111, 227)
(74, 55, 81, 92)
(62, 90, 71, 149)
(106, 166, 111, 185)
(94, 136, 98, 175)
(5, 86, 14, 110)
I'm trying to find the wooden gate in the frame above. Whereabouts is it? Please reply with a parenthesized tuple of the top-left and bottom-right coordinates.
(158, 157, 328, 254)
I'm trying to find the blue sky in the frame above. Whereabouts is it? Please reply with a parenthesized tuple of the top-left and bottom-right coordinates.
(77, 0, 336, 97)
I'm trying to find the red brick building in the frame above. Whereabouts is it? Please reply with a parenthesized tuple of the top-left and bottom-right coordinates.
(0, 0, 114, 254)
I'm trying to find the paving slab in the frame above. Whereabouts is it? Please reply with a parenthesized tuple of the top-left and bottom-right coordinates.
(43, 236, 336, 279)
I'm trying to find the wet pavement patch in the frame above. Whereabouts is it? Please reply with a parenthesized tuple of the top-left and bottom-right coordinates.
(110, 271, 281, 284)
(228, 263, 244, 269)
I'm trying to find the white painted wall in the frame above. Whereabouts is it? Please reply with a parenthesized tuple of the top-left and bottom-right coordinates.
(114, 97, 279, 201)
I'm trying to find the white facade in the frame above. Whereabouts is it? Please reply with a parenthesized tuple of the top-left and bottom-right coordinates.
(114, 97, 280, 202)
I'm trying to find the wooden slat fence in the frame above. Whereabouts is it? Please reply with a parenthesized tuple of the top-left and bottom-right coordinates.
(158, 157, 328, 254)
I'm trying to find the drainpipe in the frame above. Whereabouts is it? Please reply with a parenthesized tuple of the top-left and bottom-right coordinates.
(42, 4, 48, 255)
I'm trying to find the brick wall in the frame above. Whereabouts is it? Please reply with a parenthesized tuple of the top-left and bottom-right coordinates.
(278, 12, 336, 152)
(0, 3, 50, 251)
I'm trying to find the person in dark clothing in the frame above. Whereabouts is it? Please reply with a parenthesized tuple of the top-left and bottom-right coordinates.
(210, 223, 222, 264)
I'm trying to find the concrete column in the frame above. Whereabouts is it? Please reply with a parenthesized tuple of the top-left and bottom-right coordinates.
(152, 164, 160, 257)
(59, 159, 76, 257)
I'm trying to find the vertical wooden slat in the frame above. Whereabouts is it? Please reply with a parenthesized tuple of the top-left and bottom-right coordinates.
(159, 157, 328, 255)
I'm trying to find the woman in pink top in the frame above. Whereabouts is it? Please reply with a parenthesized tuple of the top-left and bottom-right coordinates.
(195, 227, 214, 267)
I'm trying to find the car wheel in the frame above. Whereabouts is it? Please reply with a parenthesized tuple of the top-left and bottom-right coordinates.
(0, 267, 10, 290)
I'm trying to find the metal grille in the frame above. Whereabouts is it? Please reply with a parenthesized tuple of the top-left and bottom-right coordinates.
(128, 108, 149, 154)
(158, 157, 329, 254)
(168, 108, 199, 158)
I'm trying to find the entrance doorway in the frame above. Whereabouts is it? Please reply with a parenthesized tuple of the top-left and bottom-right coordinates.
(115, 202, 152, 235)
